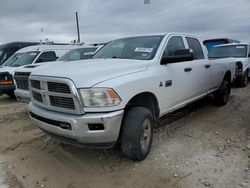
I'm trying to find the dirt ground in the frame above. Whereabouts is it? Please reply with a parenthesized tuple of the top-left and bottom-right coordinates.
(0, 86, 249, 188)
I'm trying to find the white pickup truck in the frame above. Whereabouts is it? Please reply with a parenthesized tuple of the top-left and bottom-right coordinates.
(28, 33, 235, 161)
(209, 43, 250, 87)
(14, 45, 103, 102)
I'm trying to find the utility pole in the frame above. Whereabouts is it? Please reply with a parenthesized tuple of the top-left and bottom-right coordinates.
(75, 12, 81, 43)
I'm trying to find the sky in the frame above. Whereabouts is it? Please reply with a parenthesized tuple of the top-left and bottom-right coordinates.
(0, 0, 249, 44)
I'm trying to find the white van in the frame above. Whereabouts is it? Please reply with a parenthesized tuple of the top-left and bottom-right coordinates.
(0, 44, 79, 97)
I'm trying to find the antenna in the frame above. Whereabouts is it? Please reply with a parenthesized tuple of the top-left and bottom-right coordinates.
(75, 12, 81, 43)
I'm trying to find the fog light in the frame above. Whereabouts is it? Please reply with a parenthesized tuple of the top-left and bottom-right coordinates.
(88, 124, 104, 131)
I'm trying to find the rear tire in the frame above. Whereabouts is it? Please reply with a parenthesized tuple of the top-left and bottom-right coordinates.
(121, 107, 154, 161)
(213, 80, 231, 106)
(236, 72, 248, 87)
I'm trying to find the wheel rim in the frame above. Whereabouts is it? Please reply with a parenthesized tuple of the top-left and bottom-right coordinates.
(140, 119, 152, 153)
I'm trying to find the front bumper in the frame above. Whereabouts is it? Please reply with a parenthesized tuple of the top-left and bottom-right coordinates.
(0, 84, 15, 94)
(28, 102, 124, 149)
(14, 88, 30, 103)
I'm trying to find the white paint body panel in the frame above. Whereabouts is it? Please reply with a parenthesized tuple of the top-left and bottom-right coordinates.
(30, 33, 236, 117)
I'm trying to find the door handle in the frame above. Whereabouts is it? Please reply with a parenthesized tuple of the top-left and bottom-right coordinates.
(184, 68, 192, 72)
(205, 64, 211, 68)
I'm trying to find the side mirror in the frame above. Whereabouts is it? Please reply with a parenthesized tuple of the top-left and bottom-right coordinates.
(161, 49, 194, 64)
(248, 53, 250, 57)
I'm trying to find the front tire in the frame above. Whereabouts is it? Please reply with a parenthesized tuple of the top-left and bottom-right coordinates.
(213, 80, 231, 106)
(121, 107, 154, 161)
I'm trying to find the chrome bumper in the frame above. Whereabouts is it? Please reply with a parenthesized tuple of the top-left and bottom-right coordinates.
(28, 102, 124, 148)
(15, 89, 30, 103)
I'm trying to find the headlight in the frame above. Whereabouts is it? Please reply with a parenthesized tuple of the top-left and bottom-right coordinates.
(79, 88, 121, 107)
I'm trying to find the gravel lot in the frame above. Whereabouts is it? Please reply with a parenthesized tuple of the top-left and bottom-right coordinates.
(0, 86, 249, 188)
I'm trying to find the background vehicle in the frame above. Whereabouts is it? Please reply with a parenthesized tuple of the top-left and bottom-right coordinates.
(14, 45, 103, 102)
(28, 33, 235, 161)
(0, 42, 39, 65)
(203, 38, 240, 53)
(209, 43, 250, 87)
(0, 44, 78, 97)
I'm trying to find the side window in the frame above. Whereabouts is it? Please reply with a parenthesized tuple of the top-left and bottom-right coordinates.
(186, 37, 204, 59)
(35, 51, 57, 63)
(164, 36, 185, 56)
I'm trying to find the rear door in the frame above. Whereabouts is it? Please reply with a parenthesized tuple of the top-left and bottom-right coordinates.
(185, 37, 212, 96)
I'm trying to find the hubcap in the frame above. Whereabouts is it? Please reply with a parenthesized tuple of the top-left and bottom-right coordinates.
(140, 119, 152, 153)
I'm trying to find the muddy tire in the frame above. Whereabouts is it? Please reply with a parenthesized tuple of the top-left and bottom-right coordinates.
(121, 107, 154, 161)
(213, 80, 231, 106)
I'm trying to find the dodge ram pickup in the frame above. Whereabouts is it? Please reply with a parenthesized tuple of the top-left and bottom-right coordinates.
(14, 45, 103, 102)
(209, 43, 250, 87)
(28, 33, 236, 161)
(0, 44, 78, 97)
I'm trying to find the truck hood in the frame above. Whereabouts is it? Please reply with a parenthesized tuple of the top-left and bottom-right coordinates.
(16, 61, 63, 73)
(31, 58, 150, 87)
(0, 66, 20, 75)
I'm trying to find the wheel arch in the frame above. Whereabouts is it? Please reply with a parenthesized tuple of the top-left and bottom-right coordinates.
(124, 92, 160, 122)
(223, 71, 231, 83)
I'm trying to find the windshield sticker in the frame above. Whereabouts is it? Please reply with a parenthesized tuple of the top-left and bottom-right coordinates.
(236, 46, 245, 49)
(30, 53, 37, 56)
(135, 47, 153, 53)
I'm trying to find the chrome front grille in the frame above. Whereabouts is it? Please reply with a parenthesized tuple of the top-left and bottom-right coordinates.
(47, 82, 71, 93)
(32, 91, 43, 102)
(49, 96, 75, 109)
(14, 72, 31, 90)
(31, 80, 41, 89)
(29, 76, 83, 114)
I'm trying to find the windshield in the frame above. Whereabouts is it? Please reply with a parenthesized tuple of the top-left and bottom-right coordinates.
(209, 45, 248, 58)
(93, 36, 164, 60)
(58, 47, 98, 61)
(0, 50, 7, 65)
(3, 51, 39, 67)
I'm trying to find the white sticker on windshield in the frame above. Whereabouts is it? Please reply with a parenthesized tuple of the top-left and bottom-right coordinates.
(135, 47, 153, 53)
(236, 46, 245, 49)
(30, 53, 37, 56)
(83, 52, 95, 55)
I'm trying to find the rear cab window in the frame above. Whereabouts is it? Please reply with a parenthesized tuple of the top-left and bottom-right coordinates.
(186, 37, 204, 59)
(35, 51, 57, 63)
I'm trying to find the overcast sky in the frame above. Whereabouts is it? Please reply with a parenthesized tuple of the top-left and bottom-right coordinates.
(0, 0, 249, 44)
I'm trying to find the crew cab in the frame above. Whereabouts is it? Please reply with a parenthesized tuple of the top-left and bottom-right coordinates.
(14, 45, 103, 102)
(28, 33, 235, 161)
(209, 43, 250, 87)
(0, 44, 78, 97)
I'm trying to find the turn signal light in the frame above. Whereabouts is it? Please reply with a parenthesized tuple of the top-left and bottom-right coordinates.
(0, 81, 14, 85)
